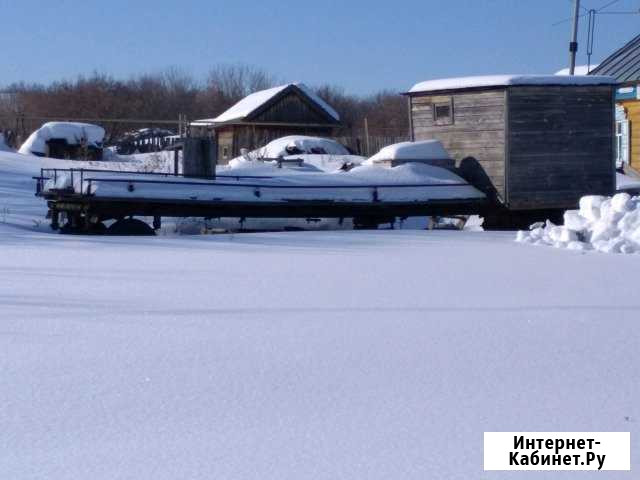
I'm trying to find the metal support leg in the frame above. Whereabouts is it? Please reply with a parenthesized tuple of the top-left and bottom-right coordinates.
(50, 209, 60, 230)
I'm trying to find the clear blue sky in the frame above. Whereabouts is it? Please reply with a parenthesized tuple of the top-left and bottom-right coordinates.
(1, 0, 639, 94)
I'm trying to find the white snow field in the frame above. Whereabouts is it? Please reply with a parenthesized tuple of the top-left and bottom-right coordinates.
(1, 150, 639, 480)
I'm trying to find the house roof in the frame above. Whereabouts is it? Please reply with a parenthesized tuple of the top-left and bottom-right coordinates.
(194, 83, 340, 125)
(407, 74, 616, 94)
(591, 34, 640, 83)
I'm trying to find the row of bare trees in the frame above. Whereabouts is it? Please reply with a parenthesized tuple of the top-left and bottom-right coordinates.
(0, 65, 409, 147)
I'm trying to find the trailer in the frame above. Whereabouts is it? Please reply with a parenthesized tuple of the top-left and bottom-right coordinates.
(33, 167, 491, 234)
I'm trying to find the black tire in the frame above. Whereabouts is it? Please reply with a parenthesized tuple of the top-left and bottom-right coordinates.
(106, 218, 155, 236)
(58, 221, 107, 235)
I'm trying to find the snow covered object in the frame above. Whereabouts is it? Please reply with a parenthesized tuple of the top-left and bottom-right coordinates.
(254, 136, 350, 158)
(233, 136, 364, 172)
(365, 140, 454, 168)
(19, 122, 105, 160)
(516, 193, 640, 254)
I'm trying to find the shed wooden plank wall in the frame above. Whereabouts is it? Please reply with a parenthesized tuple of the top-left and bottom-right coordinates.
(619, 100, 640, 172)
(507, 85, 614, 209)
(411, 89, 507, 200)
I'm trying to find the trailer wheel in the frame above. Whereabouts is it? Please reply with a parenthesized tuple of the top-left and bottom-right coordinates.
(58, 221, 107, 235)
(106, 218, 155, 236)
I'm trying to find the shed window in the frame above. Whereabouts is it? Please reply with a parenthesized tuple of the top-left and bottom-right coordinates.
(433, 99, 453, 125)
(222, 146, 229, 159)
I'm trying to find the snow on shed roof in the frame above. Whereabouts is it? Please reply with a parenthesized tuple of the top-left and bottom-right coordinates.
(196, 83, 340, 124)
(407, 74, 617, 94)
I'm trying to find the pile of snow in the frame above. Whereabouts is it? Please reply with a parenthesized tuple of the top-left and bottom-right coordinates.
(516, 193, 640, 254)
(408, 74, 616, 93)
(0, 132, 13, 152)
(18, 122, 105, 156)
(365, 140, 450, 164)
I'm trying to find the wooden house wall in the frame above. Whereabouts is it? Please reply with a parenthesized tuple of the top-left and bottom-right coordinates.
(618, 99, 640, 172)
(410, 89, 507, 200)
(507, 85, 615, 209)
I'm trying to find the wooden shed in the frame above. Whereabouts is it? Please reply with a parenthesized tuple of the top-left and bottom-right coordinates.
(191, 83, 340, 164)
(405, 75, 617, 210)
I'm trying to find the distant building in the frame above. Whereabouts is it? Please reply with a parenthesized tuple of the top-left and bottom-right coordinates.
(591, 34, 640, 172)
(191, 83, 341, 164)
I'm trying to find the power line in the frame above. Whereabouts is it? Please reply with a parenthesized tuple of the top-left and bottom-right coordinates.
(594, 0, 623, 11)
(553, 0, 631, 25)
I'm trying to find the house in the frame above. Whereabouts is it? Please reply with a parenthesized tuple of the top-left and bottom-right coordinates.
(191, 83, 341, 164)
(404, 75, 616, 211)
(590, 34, 640, 173)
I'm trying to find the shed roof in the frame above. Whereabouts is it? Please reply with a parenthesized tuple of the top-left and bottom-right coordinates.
(194, 83, 340, 125)
(591, 34, 640, 83)
(407, 74, 616, 94)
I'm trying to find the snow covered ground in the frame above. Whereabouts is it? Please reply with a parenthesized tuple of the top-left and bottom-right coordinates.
(1, 150, 639, 479)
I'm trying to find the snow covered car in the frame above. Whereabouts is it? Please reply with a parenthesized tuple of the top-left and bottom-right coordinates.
(238, 136, 365, 172)
(18, 122, 105, 160)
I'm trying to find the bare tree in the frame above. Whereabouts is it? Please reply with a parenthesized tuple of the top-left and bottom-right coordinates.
(1, 65, 409, 150)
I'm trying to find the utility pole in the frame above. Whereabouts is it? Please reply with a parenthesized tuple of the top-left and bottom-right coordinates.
(364, 117, 370, 156)
(569, 0, 581, 74)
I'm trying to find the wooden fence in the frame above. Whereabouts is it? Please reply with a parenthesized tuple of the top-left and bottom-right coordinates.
(334, 134, 410, 157)
(0, 113, 409, 157)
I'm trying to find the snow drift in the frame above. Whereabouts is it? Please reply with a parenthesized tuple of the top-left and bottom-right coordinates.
(516, 193, 640, 254)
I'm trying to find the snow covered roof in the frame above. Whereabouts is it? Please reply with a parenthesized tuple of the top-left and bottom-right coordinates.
(407, 74, 617, 94)
(368, 140, 450, 163)
(195, 83, 340, 125)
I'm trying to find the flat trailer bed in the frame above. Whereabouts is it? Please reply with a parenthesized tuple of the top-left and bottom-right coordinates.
(34, 168, 491, 233)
